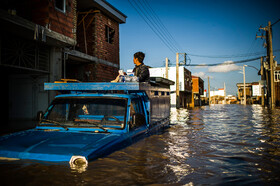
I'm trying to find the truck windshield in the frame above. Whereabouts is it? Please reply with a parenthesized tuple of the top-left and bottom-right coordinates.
(41, 97, 127, 130)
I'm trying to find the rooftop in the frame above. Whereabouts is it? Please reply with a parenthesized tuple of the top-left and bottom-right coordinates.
(78, 0, 127, 23)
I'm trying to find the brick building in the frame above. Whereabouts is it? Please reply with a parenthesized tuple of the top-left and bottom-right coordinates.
(66, 0, 126, 82)
(192, 76, 204, 106)
(0, 0, 126, 133)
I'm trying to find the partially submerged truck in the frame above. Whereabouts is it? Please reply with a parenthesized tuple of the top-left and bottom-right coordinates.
(0, 77, 174, 170)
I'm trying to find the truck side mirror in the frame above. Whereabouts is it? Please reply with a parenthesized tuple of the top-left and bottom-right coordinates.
(37, 111, 44, 122)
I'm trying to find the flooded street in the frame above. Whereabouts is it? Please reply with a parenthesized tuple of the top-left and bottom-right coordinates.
(1, 104, 280, 185)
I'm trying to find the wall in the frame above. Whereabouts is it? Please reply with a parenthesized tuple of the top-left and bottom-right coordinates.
(192, 78, 199, 93)
(76, 10, 120, 82)
(210, 89, 225, 97)
(8, 75, 48, 120)
(94, 12, 119, 65)
(48, 0, 76, 39)
(275, 66, 280, 106)
(236, 84, 252, 99)
(94, 11, 119, 81)
(192, 77, 204, 95)
(149, 67, 188, 91)
(0, 0, 75, 133)
(149, 66, 193, 107)
(184, 68, 192, 92)
(1, 0, 76, 40)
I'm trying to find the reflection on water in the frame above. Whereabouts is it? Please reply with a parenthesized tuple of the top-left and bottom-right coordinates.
(1, 105, 280, 185)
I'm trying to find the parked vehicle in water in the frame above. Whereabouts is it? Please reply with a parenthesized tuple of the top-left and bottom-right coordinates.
(0, 78, 173, 170)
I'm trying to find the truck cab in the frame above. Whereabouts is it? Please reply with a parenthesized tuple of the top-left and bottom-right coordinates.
(39, 93, 149, 134)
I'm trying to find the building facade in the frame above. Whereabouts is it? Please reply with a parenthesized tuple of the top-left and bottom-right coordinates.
(236, 82, 264, 104)
(209, 88, 226, 104)
(210, 88, 226, 97)
(192, 76, 204, 106)
(0, 0, 126, 133)
(149, 66, 193, 107)
(67, 0, 126, 82)
(274, 66, 280, 106)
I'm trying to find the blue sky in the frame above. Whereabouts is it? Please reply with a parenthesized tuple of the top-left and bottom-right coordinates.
(107, 0, 280, 95)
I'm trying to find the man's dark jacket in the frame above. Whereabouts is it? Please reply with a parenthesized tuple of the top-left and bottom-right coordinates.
(133, 63, 150, 82)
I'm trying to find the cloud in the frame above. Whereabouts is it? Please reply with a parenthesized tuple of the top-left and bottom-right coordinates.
(208, 61, 241, 73)
(192, 72, 212, 79)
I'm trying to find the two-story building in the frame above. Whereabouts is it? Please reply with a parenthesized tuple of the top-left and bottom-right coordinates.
(149, 66, 193, 107)
(0, 0, 126, 133)
(236, 82, 263, 104)
(192, 76, 204, 106)
(66, 0, 126, 82)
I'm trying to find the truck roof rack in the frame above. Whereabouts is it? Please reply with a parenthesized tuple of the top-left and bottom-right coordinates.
(45, 82, 141, 91)
(44, 77, 174, 92)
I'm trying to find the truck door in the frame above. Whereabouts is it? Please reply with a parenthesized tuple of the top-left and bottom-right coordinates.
(129, 98, 148, 140)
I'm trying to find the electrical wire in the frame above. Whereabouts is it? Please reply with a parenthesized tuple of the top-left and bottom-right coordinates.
(141, 0, 184, 52)
(127, 0, 182, 54)
(127, 0, 278, 67)
(128, 0, 176, 53)
(186, 56, 261, 67)
(272, 18, 280, 27)
(188, 49, 280, 59)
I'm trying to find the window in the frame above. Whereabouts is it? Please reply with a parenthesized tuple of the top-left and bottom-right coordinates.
(42, 98, 127, 130)
(55, 0, 66, 13)
(131, 99, 144, 115)
(275, 71, 280, 82)
(105, 25, 115, 44)
(130, 99, 146, 129)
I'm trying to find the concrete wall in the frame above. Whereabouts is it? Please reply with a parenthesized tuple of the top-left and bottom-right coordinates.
(149, 66, 193, 107)
(149, 66, 186, 91)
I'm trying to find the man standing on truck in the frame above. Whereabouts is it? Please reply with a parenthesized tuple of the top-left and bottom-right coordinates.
(133, 52, 150, 82)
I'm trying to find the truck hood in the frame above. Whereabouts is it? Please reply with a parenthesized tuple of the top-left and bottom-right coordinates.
(0, 129, 121, 162)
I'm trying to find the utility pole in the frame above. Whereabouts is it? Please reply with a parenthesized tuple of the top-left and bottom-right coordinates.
(175, 53, 187, 108)
(243, 65, 247, 105)
(260, 57, 265, 107)
(267, 21, 275, 109)
(208, 76, 210, 105)
(165, 57, 169, 79)
(257, 21, 275, 109)
(176, 53, 180, 109)
(224, 82, 226, 104)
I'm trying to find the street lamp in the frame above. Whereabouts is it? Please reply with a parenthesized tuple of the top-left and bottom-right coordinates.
(243, 65, 247, 105)
(240, 65, 260, 105)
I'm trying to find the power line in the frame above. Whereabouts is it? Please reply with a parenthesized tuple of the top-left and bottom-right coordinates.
(127, 0, 182, 54)
(137, 0, 179, 52)
(141, 0, 184, 52)
(127, 0, 278, 67)
(161, 56, 260, 67)
(186, 57, 261, 67)
(271, 18, 280, 27)
(188, 49, 280, 59)
(127, 0, 175, 53)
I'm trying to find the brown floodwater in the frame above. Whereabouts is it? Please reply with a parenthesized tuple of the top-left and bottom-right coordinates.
(0, 104, 280, 185)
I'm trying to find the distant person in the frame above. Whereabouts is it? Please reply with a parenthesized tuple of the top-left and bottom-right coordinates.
(133, 52, 150, 82)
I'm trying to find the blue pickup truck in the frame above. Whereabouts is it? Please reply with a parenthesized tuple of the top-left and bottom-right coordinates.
(0, 78, 173, 170)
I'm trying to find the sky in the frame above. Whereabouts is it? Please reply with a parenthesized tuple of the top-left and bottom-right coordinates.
(107, 0, 280, 96)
